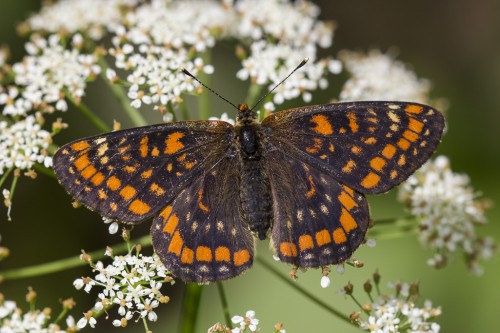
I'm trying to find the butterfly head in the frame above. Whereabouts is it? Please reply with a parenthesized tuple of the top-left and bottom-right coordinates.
(236, 103, 257, 125)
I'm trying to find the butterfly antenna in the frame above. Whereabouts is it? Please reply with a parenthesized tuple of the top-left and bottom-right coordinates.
(181, 68, 240, 111)
(250, 57, 309, 111)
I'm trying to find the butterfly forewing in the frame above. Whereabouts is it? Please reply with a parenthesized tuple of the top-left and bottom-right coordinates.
(262, 101, 445, 194)
(263, 148, 369, 267)
(151, 154, 254, 283)
(53, 121, 234, 222)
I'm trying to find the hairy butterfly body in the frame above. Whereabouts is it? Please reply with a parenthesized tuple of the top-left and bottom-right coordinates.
(53, 101, 444, 283)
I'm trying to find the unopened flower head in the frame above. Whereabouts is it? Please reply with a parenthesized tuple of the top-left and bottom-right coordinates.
(339, 50, 432, 104)
(0, 115, 52, 174)
(74, 249, 173, 327)
(399, 155, 495, 274)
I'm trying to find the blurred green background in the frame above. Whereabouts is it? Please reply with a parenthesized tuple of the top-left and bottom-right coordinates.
(0, 1, 499, 332)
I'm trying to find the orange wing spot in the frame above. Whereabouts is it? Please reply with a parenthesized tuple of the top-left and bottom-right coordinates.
(338, 191, 358, 210)
(364, 137, 377, 144)
(332, 228, 347, 244)
(166, 163, 173, 172)
(306, 138, 323, 154)
(351, 145, 362, 155)
(159, 205, 173, 221)
(299, 234, 314, 252)
(97, 189, 107, 200)
(121, 154, 131, 161)
(215, 246, 231, 262)
(129, 199, 151, 215)
(184, 161, 197, 170)
(151, 147, 160, 156)
(397, 138, 411, 150)
(405, 104, 424, 114)
(197, 189, 209, 212)
(71, 141, 90, 151)
(403, 129, 419, 142)
(381, 144, 397, 159)
(176, 153, 187, 162)
(181, 247, 194, 264)
(341, 186, 353, 198)
(119, 185, 136, 201)
(162, 213, 178, 235)
(315, 229, 332, 246)
(361, 172, 381, 189)
(141, 169, 153, 179)
(167, 231, 183, 256)
(279, 242, 298, 257)
(90, 172, 105, 186)
(408, 117, 424, 133)
(109, 202, 118, 211)
(310, 114, 333, 135)
(390, 170, 398, 179)
(196, 246, 212, 262)
(150, 183, 165, 196)
(107, 176, 121, 191)
(340, 208, 357, 232)
(306, 175, 316, 198)
(123, 165, 137, 173)
(370, 157, 386, 172)
(398, 154, 406, 166)
(387, 110, 401, 123)
(234, 249, 251, 266)
(165, 132, 185, 154)
(329, 143, 335, 152)
(74, 154, 90, 171)
(118, 144, 130, 154)
(367, 117, 378, 124)
(139, 136, 149, 158)
(347, 112, 359, 133)
(342, 160, 356, 173)
(81, 165, 97, 179)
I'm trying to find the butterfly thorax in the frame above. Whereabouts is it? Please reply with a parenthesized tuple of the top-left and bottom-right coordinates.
(235, 104, 273, 240)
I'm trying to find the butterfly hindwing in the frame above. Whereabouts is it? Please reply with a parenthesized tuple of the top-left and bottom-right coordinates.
(53, 121, 234, 222)
(263, 148, 369, 267)
(151, 154, 255, 283)
(262, 101, 445, 194)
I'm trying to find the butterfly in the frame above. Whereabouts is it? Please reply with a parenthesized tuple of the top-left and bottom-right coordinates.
(53, 100, 444, 283)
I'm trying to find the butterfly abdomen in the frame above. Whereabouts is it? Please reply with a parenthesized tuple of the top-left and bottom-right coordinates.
(236, 118, 273, 240)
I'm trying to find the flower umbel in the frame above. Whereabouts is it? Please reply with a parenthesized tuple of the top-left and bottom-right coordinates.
(399, 155, 495, 274)
(344, 272, 442, 333)
(74, 247, 173, 329)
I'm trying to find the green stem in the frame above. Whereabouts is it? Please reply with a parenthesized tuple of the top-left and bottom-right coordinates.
(179, 284, 204, 333)
(198, 51, 212, 120)
(0, 235, 151, 280)
(0, 167, 13, 188)
(217, 282, 232, 328)
(67, 96, 111, 133)
(34, 164, 56, 179)
(256, 256, 353, 326)
(97, 57, 148, 127)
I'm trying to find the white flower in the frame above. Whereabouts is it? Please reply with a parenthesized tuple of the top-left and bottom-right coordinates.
(25, 0, 139, 40)
(339, 50, 432, 103)
(0, 116, 52, 174)
(231, 310, 260, 332)
(75, 250, 172, 326)
(399, 155, 494, 273)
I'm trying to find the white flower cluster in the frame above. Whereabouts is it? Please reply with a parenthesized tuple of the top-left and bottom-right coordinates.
(0, 115, 52, 174)
(2, 34, 101, 116)
(24, 0, 139, 40)
(231, 310, 260, 333)
(234, 0, 341, 106)
(359, 296, 441, 333)
(399, 156, 495, 274)
(74, 251, 172, 329)
(339, 50, 432, 103)
(0, 298, 76, 333)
